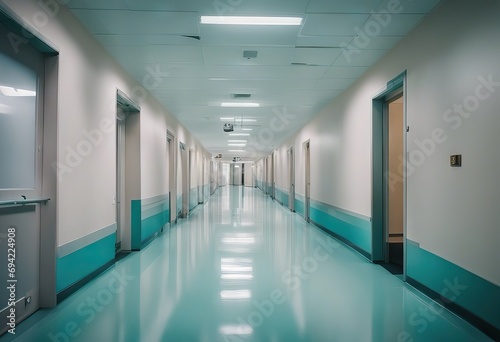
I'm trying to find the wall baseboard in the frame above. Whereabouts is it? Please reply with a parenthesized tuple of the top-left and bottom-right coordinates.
(407, 276, 500, 340)
(57, 260, 115, 303)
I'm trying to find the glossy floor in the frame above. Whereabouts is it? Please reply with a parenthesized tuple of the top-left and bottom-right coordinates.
(4, 187, 491, 342)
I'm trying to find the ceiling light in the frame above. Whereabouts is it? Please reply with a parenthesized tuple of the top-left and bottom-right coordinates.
(242, 128, 253, 131)
(221, 258, 253, 264)
(228, 140, 247, 143)
(221, 103, 259, 108)
(229, 150, 247, 153)
(219, 325, 253, 336)
(220, 290, 252, 300)
(229, 133, 250, 137)
(241, 119, 257, 122)
(221, 265, 253, 272)
(220, 117, 235, 121)
(221, 273, 254, 280)
(0, 86, 36, 97)
(201, 16, 303, 26)
(229, 144, 246, 147)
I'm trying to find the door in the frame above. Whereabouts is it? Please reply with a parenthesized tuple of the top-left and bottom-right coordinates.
(304, 141, 311, 222)
(271, 153, 275, 199)
(264, 158, 268, 194)
(167, 131, 176, 224)
(288, 148, 295, 212)
(115, 108, 126, 253)
(179, 143, 188, 218)
(385, 94, 405, 270)
(372, 72, 407, 275)
(115, 90, 140, 252)
(0, 31, 45, 333)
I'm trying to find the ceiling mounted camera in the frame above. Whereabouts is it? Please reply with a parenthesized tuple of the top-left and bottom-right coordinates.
(223, 123, 234, 132)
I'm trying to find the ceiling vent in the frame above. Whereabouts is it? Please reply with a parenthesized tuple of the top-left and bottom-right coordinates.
(223, 123, 234, 132)
(243, 50, 258, 59)
(232, 93, 251, 99)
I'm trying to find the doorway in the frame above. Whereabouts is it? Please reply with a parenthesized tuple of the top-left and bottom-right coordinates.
(271, 153, 276, 199)
(167, 131, 176, 224)
(372, 72, 407, 276)
(386, 94, 404, 271)
(288, 147, 295, 212)
(179, 143, 188, 218)
(115, 90, 140, 252)
(304, 141, 311, 222)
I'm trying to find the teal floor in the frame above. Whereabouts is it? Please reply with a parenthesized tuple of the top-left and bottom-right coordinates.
(3, 187, 491, 342)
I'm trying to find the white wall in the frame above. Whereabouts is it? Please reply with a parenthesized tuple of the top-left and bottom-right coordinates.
(1, 0, 212, 247)
(267, 0, 500, 285)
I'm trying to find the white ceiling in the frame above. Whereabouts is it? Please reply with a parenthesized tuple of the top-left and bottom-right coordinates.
(67, 0, 441, 161)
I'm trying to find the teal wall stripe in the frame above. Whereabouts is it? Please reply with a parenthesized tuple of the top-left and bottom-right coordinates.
(58, 224, 116, 258)
(141, 209, 169, 243)
(274, 187, 289, 208)
(131, 200, 142, 250)
(407, 242, 500, 330)
(295, 198, 305, 217)
(189, 187, 198, 211)
(177, 195, 182, 216)
(310, 203, 372, 254)
(204, 184, 210, 202)
(56, 233, 115, 293)
(256, 180, 263, 191)
(132, 195, 171, 248)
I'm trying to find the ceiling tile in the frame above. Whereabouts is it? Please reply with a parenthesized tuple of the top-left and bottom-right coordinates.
(377, 0, 442, 14)
(124, 0, 309, 14)
(71, 10, 199, 35)
(96, 34, 199, 46)
(152, 46, 204, 63)
(346, 36, 404, 50)
(131, 64, 329, 80)
(333, 49, 388, 67)
(293, 48, 342, 66)
(66, 0, 128, 9)
(199, 25, 301, 47)
(202, 46, 341, 67)
(360, 14, 425, 36)
(314, 78, 356, 90)
(324, 66, 369, 78)
(306, 0, 383, 14)
(301, 14, 370, 36)
(296, 35, 355, 48)
(105, 46, 158, 64)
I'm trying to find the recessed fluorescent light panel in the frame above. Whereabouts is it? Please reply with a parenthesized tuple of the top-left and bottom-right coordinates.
(229, 133, 250, 137)
(242, 128, 253, 131)
(0, 86, 36, 97)
(221, 103, 259, 108)
(201, 16, 303, 26)
(220, 290, 252, 300)
(228, 144, 247, 147)
(228, 140, 247, 143)
(229, 150, 247, 153)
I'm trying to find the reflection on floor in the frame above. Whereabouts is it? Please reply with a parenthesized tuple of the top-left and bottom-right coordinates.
(3, 187, 491, 342)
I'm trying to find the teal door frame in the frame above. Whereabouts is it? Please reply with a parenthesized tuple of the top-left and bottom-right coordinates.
(372, 71, 407, 272)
